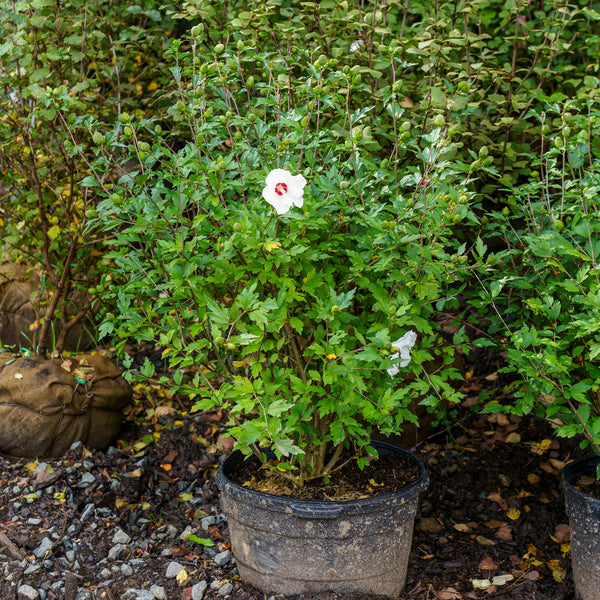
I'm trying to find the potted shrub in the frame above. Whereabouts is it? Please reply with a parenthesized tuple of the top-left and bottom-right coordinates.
(87, 10, 478, 598)
(475, 102, 600, 600)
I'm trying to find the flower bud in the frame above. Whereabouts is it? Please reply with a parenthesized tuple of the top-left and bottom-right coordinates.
(214, 43, 225, 55)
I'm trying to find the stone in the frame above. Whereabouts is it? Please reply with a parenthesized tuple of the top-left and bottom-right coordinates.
(33, 537, 53, 558)
(150, 585, 167, 600)
(213, 550, 231, 566)
(217, 582, 233, 597)
(191, 581, 208, 600)
(165, 561, 185, 578)
(17, 584, 40, 599)
(80, 503, 95, 522)
(107, 544, 123, 560)
(112, 528, 131, 545)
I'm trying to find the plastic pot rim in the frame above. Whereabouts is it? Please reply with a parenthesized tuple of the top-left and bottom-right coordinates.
(216, 439, 430, 515)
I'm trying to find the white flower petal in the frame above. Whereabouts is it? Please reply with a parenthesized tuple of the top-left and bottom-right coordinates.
(262, 169, 307, 215)
(387, 330, 417, 377)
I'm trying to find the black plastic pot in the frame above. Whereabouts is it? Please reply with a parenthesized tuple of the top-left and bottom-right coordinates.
(215, 440, 429, 597)
(562, 455, 600, 600)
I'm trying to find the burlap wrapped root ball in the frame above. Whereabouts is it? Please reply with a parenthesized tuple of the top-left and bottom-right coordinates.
(0, 262, 97, 351)
(0, 353, 133, 458)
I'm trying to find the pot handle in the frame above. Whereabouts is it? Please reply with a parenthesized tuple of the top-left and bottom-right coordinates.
(290, 503, 344, 519)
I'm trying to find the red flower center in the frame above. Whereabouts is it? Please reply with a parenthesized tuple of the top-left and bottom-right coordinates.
(274, 182, 288, 196)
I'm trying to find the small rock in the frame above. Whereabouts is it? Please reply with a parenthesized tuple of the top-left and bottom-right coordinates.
(78, 472, 96, 487)
(24, 563, 41, 574)
(121, 564, 134, 576)
(108, 544, 123, 560)
(113, 528, 131, 545)
(201, 515, 216, 530)
(122, 589, 154, 600)
(214, 550, 231, 566)
(191, 581, 208, 600)
(17, 584, 40, 599)
(165, 524, 178, 539)
(179, 525, 194, 540)
(33, 537, 53, 559)
(217, 582, 233, 597)
(150, 585, 167, 600)
(165, 561, 185, 578)
(80, 503, 95, 522)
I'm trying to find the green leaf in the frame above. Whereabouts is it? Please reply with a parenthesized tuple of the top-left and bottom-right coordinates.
(188, 534, 215, 547)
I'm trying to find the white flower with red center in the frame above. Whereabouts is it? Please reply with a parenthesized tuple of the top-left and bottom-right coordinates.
(262, 168, 307, 215)
(387, 330, 417, 377)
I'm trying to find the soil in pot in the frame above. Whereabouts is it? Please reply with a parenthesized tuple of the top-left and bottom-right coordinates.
(229, 444, 421, 500)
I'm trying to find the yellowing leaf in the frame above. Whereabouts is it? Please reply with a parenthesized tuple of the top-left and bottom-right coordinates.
(326, 353, 337, 360)
(476, 536, 496, 546)
(180, 492, 193, 502)
(507, 506, 521, 520)
(47, 224, 60, 240)
(264, 241, 281, 251)
(552, 566, 567, 583)
(176, 568, 188, 585)
(369, 478, 384, 487)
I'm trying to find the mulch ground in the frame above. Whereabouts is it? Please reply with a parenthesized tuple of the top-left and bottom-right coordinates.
(0, 374, 583, 600)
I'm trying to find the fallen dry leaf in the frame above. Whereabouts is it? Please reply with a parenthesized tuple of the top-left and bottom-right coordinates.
(549, 458, 566, 470)
(527, 473, 541, 485)
(552, 566, 567, 583)
(485, 519, 507, 529)
(471, 578, 491, 590)
(417, 517, 445, 533)
(478, 556, 498, 571)
(454, 523, 472, 533)
(487, 492, 509, 510)
(495, 526, 513, 541)
(552, 523, 570, 542)
(525, 570, 540, 581)
(492, 574, 514, 586)
(487, 413, 509, 426)
(438, 587, 462, 600)
(476, 535, 496, 546)
(507, 506, 521, 520)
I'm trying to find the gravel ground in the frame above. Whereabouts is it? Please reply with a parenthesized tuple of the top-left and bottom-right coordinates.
(0, 397, 582, 600)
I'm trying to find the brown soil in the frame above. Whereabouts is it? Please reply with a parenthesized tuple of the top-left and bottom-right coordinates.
(228, 446, 421, 500)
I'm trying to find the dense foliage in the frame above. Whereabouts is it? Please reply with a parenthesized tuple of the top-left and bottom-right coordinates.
(0, 0, 174, 353)
(2, 0, 600, 478)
